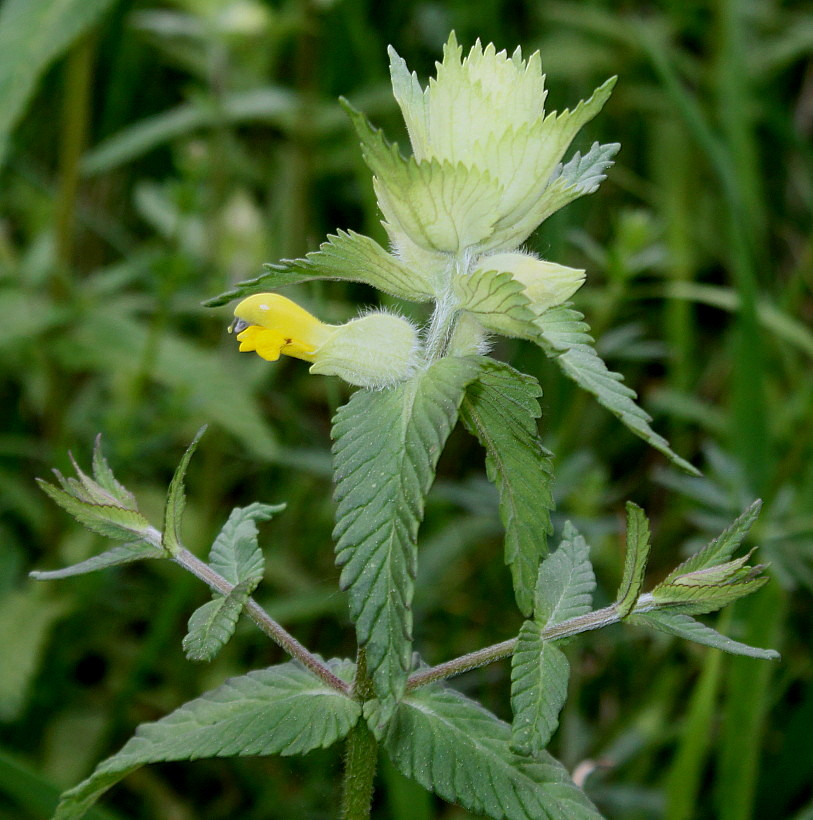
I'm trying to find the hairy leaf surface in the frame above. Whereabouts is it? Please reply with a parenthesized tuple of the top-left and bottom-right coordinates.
(54, 661, 359, 820)
(333, 358, 480, 705)
(615, 502, 652, 618)
(632, 611, 779, 660)
(534, 522, 595, 626)
(536, 305, 699, 475)
(511, 621, 570, 754)
(205, 229, 434, 306)
(380, 685, 599, 819)
(182, 582, 254, 662)
(460, 360, 553, 615)
(209, 502, 284, 587)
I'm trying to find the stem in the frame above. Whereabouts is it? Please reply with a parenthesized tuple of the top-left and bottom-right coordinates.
(170, 543, 348, 694)
(406, 599, 657, 690)
(341, 651, 379, 820)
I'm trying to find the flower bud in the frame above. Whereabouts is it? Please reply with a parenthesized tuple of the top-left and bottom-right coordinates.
(473, 252, 585, 313)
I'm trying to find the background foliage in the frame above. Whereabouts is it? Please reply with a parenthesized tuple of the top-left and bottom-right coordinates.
(0, 0, 811, 818)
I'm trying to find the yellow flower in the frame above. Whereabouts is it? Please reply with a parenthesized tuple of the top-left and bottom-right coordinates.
(230, 293, 421, 388)
(230, 293, 334, 362)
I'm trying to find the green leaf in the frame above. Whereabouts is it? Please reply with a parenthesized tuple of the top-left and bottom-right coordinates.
(529, 141, 621, 227)
(536, 304, 699, 475)
(205, 230, 434, 307)
(454, 269, 538, 340)
(460, 360, 554, 616)
(660, 500, 762, 583)
(332, 358, 481, 707)
(36, 481, 154, 543)
(379, 685, 599, 820)
(182, 581, 254, 662)
(0, 0, 116, 171)
(510, 621, 570, 755)
(209, 502, 283, 586)
(342, 100, 503, 253)
(54, 661, 360, 820)
(615, 502, 652, 618)
(30, 542, 164, 580)
(632, 611, 779, 660)
(91, 436, 137, 510)
(534, 522, 596, 626)
(162, 427, 206, 556)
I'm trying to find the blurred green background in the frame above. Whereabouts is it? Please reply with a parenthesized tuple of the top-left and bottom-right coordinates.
(0, 0, 811, 818)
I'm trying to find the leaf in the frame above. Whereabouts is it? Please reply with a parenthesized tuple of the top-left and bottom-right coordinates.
(205, 230, 434, 307)
(36, 481, 154, 543)
(454, 269, 538, 340)
(510, 621, 570, 755)
(54, 661, 360, 820)
(91, 436, 137, 510)
(162, 426, 206, 556)
(379, 685, 599, 820)
(342, 100, 504, 253)
(332, 358, 481, 707)
(488, 78, 618, 250)
(534, 522, 596, 626)
(660, 500, 762, 583)
(536, 304, 699, 475)
(29, 542, 164, 580)
(182, 581, 254, 662)
(209, 502, 283, 586)
(615, 502, 652, 618)
(530, 141, 621, 226)
(0, 0, 116, 171)
(460, 360, 554, 616)
(632, 611, 779, 660)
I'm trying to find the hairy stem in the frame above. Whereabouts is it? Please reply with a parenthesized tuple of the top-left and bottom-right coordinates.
(406, 597, 658, 690)
(341, 651, 379, 820)
(171, 543, 349, 694)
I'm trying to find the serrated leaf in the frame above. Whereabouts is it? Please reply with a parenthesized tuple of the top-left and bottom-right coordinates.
(454, 269, 538, 339)
(37, 481, 153, 543)
(91, 435, 137, 510)
(529, 141, 621, 227)
(162, 427, 206, 555)
(632, 611, 779, 660)
(53, 660, 360, 820)
(615, 502, 651, 618)
(333, 358, 481, 706)
(511, 621, 570, 755)
(30, 542, 164, 580)
(343, 100, 503, 253)
(536, 304, 699, 475)
(182, 581, 254, 662)
(460, 360, 553, 616)
(534, 522, 596, 626)
(650, 572, 770, 617)
(380, 685, 599, 820)
(204, 229, 434, 307)
(209, 502, 283, 587)
(661, 500, 762, 583)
